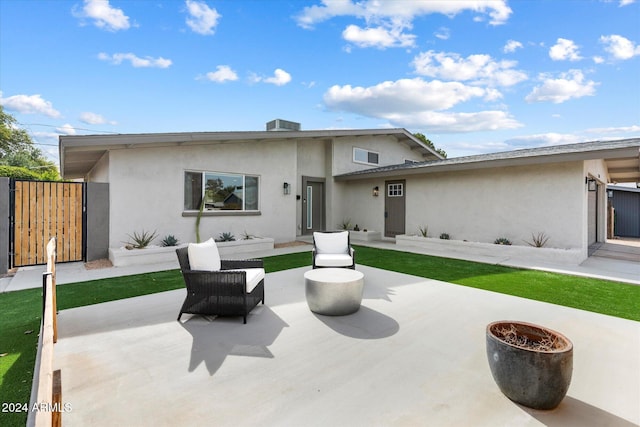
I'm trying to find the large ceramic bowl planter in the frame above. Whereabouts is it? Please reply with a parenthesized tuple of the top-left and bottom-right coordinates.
(486, 321, 573, 410)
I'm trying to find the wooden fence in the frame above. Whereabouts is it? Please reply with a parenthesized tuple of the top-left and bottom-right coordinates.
(30, 237, 62, 427)
(12, 180, 84, 267)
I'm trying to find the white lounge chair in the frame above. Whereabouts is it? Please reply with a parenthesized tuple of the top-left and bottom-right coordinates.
(312, 231, 356, 269)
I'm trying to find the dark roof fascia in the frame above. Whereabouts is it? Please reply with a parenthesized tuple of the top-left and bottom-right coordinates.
(334, 138, 640, 181)
(607, 184, 640, 193)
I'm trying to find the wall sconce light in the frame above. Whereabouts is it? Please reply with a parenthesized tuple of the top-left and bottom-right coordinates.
(586, 177, 597, 192)
(283, 182, 291, 195)
(607, 189, 614, 199)
(372, 186, 379, 197)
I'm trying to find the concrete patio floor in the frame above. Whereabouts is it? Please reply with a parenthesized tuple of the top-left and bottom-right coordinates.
(54, 265, 640, 426)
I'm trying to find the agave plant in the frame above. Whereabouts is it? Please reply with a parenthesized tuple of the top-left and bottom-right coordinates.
(525, 232, 550, 248)
(161, 234, 179, 247)
(216, 232, 236, 242)
(494, 237, 512, 246)
(126, 230, 158, 249)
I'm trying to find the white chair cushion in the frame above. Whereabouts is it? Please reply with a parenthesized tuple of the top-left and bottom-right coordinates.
(188, 238, 221, 271)
(314, 231, 349, 254)
(227, 268, 265, 293)
(315, 253, 353, 267)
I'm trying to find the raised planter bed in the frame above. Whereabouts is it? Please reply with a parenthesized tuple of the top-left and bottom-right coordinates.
(349, 230, 382, 242)
(395, 235, 585, 265)
(109, 237, 275, 267)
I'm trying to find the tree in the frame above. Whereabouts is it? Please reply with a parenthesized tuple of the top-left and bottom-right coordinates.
(413, 132, 447, 159)
(0, 105, 31, 157)
(0, 106, 60, 180)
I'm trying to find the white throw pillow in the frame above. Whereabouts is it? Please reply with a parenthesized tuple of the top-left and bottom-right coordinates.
(314, 231, 349, 254)
(188, 238, 221, 271)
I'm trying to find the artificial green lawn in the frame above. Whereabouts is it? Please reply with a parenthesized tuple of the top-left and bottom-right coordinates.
(1, 246, 639, 426)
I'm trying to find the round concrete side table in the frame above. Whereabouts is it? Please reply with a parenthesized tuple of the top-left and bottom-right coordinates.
(304, 268, 364, 315)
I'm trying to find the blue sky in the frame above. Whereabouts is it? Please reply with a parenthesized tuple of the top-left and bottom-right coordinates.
(1, 0, 639, 165)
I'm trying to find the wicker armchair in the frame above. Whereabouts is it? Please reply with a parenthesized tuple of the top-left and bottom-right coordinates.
(312, 230, 356, 269)
(176, 246, 265, 324)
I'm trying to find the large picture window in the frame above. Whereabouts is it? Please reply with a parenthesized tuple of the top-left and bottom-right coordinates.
(184, 171, 259, 211)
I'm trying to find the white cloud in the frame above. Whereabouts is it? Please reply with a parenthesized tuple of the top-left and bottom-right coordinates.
(619, 0, 636, 6)
(503, 133, 583, 148)
(98, 52, 172, 68)
(503, 40, 523, 53)
(342, 24, 415, 49)
(549, 38, 582, 61)
(204, 65, 238, 83)
(262, 69, 292, 86)
(79, 111, 116, 125)
(586, 125, 640, 134)
(0, 93, 61, 118)
(73, 0, 131, 31)
(56, 124, 77, 135)
(385, 110, 522, 133)
(325, 78, 485, 113)
(525, 70, 597, 104)
(323, 77, 521, 132)
(434, 27, 450, 40)
(296, 1, 511, 50)
(296, 0, 512, 29)
(185, 0, 221, 35)
(412, 51, 527, 87)
(599, 34, 640, 60)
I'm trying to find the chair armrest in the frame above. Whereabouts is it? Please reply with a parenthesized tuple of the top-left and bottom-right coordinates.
(221, 259, 263, 270)
(181, 270, 250, 297)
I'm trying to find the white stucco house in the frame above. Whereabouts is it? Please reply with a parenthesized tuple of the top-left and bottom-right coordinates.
(59, 121, 640, 265)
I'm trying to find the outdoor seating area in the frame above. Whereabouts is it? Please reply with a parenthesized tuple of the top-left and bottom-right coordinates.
(52, 264, 639, 426)
(175, 240, 265, 324)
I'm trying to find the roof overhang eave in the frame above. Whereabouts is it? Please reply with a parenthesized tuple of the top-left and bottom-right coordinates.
(335, 143, 640, 182)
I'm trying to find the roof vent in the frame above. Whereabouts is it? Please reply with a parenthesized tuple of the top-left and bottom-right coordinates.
(266, 119, 301, 131)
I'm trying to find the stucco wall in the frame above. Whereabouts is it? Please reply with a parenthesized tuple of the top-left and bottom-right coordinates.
(326, 135, 426, 231)
(296, 139, 327, 234)
(341, 161, 586, 249)
(335, 179, 386, 234)
(331, 135, 427, 176)
(584, 159, 610, 244)
(86, 152, 110, 183)
(106, 140, 298, 247)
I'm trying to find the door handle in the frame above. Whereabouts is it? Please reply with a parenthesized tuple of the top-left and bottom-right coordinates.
(384, 211, 388, 218)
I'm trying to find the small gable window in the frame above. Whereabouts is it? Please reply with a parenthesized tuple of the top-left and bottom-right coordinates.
(353, 147, 379, 165)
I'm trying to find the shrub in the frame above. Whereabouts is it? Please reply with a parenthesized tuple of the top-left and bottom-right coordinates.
(494, 237, 512, 245)
(339, 219, 352, 230)
(216, 232, 236, 242)
(439, 233, 450, 240)
(0, 165, 40, 180)
(125, 230, 158, 249)
(160, 235, 179, 247)
(418, 226, 429, 237)
(525, 232, 550, 248)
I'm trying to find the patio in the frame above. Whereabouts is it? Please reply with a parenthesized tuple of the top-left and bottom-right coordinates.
(54, 265, 639, 426)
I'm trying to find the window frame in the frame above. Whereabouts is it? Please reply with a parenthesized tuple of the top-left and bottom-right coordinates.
(353, 147, 380, 166)
(387, 183, 404, 197)
(183, 170, 260, 215)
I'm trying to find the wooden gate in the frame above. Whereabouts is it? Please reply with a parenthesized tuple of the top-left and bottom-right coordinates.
(10, 180, 85, 267)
